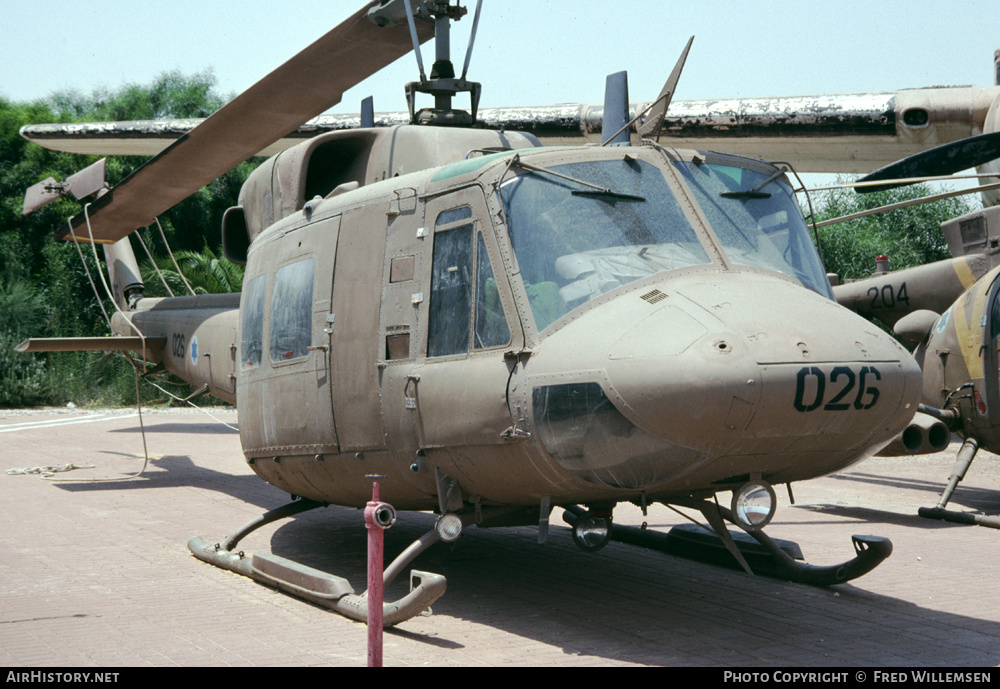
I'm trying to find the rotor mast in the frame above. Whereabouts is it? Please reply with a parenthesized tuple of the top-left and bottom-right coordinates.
(369, 0, 482, 126)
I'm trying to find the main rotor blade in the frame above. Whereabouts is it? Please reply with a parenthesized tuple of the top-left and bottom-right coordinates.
(856, 131, 1000, 193)
(62, 3, 433, 244)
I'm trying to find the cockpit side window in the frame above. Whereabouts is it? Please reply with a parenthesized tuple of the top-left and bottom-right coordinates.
(427, 206, 513, 357)
(428, 224, 474, 357)
(475, 233, 510, 349)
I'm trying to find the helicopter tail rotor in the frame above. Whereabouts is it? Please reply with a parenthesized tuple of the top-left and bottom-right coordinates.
(361, 96, 376, 129)
(597, 36, 695, 148)
(22, 157, 107, 215)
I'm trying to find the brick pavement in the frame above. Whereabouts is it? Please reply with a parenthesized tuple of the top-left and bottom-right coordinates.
(1, 408, 999, 667)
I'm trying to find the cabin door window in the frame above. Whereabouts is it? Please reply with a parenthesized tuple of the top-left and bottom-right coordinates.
(269, 258, 315, 363)
(240, 274, 266, 369)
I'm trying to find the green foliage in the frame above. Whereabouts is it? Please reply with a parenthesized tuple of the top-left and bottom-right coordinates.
(139, 245, 244, 298)
(47, 70, 227, 122)
(813, 179, 978, 281)
(0, 72, 252, 408)
(0, 279, 53, 406)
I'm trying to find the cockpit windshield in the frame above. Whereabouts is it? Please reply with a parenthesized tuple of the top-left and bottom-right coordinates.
(673, 161, 833, 299)
(501, 158, 710, 331)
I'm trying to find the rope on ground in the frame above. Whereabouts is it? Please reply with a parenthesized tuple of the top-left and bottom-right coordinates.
(7, 464, 95, 478)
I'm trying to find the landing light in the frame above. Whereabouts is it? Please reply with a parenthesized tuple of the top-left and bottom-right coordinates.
(435, 513, 463, 542)
(731, 481, 777, 531)
(571, 513, 613, 552)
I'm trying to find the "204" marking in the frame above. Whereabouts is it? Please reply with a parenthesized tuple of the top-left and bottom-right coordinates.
(794, 366, 881, 412)
(867, 282, 909, 310)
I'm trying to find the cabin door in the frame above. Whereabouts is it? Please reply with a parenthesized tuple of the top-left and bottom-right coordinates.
(330, 204, 389, 452)
(238, 216, 340, 458)
(407, 194, 522, 449)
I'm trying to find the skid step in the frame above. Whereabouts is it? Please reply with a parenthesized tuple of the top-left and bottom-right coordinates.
(188, 534, 447, 626)
(251, 553, 354, 602)
(665, 523, 804, 564)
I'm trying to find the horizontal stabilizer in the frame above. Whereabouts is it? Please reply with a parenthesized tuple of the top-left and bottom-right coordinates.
(15, 336, 166, 353)
(22, 177, 64, 215)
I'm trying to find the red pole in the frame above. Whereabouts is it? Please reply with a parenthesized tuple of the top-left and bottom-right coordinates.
(364, 475, 393, 667)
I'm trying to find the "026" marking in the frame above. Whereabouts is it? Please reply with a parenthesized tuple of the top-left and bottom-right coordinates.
(794, 366, 881, 412)
(171, 333, 186, 359)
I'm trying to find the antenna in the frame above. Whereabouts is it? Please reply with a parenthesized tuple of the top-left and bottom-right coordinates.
(361, 96, 375, 128)
(601, 71, 631, 146)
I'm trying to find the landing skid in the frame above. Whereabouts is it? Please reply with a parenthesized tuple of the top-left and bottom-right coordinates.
(188, 498, 447, 626)
(562, 504, 892, 586)
(917, 437, 1000, 529)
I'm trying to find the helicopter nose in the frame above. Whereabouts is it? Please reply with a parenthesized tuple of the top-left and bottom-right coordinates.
(526, 272, 922, 491)
(604, 274, 922, 475)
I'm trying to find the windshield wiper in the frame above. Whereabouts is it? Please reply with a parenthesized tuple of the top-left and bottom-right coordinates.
(511, 156, 645, 202)
(719, 167, 785, 200)
(720, 189, 771, 199)
(571, 189, 645, 202)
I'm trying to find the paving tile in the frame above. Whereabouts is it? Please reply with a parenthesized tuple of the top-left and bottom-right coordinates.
(2, 410, 999, 666)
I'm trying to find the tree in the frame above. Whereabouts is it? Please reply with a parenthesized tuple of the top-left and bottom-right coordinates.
(48, 70, 226, 121)
(0, 72, 253, 407)
(813, 179, 978, 281)
(139, 245, 244, 297)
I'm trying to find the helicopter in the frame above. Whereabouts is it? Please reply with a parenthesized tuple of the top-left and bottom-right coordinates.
(823, 112, 1000, 528)
(16, 0, 927, 624)
(648, 48, 1000, 527)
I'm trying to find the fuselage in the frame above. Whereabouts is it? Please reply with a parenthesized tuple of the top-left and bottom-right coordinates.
(114, 137, 922, 511)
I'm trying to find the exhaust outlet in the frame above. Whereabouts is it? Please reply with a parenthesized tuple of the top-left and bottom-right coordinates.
(878, 411, 951, 456)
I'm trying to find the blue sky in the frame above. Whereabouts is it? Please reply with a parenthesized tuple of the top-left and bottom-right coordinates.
(2, 0, 996, 195)
(2, 1, 995, 109)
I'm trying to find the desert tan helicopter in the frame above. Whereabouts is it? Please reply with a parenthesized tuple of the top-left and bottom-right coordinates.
(18, 0, 926, 624)
(720, 52, 1000, 528)
(628, 47, 1000, 528)
(830, 141, 1000, 526)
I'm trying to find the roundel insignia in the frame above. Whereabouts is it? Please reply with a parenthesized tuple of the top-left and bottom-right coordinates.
(935, 309, 950, 333)
(190, 335, 199, 366)
(975, 389, 987, 416)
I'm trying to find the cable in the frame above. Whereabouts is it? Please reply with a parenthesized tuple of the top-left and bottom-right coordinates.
(155, 218, 196, 296)
(40, 363, 151, 483)
(134, 230, 175, 297)
(139, 375, 239, 432)
(67, 219, 112, 331)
